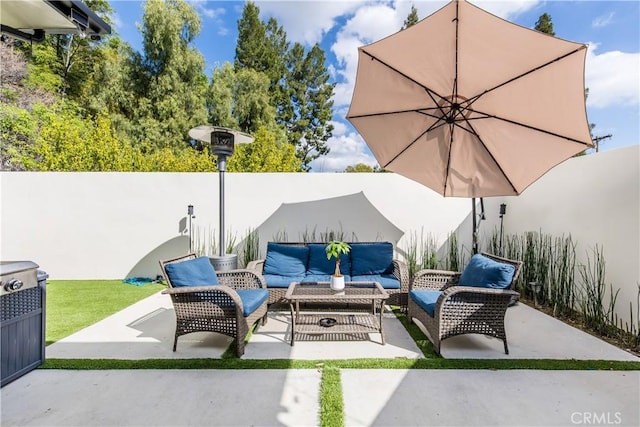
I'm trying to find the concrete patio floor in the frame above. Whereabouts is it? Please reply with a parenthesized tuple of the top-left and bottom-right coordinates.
(2, 290, 639, 426)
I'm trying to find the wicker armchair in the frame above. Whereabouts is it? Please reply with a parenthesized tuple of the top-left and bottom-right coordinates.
(159, 253, 268, 357)
(408, 252, 522, 355)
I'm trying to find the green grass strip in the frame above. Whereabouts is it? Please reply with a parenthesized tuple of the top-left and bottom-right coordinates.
(41, 358, 640, 371)
(46, 280, 164, 345)
(319, 366, 344, 427)
(390, 307, 436, 357)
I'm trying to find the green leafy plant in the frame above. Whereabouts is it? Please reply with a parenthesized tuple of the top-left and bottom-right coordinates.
(325, 241, 351, 277)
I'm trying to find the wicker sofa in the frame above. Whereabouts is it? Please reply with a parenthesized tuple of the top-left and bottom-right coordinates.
(247, 242, 409, 308)
(408, 252, 522, 355)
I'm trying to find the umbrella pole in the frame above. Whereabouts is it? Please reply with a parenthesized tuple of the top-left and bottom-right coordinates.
(472, 198, 478, 254)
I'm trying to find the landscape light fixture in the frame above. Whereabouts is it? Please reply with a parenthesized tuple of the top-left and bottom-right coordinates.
(499, 203, 507, 256)
(188, 126, 254, 270)
(187, 205, 195, 252)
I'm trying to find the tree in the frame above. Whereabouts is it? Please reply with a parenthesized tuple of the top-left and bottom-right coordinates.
(207, 62, 276, 134)
(402, 5, 419, 30)
(235, 2, 334, 170)
(227, 126, 301, 172)
(345, 163, 374, 172)
(281, 43, 335, 171)
(126, 0, 209, 151)
(534, 13, 555, 36)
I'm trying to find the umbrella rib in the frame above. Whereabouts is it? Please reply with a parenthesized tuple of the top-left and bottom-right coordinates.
(349, 107, 441, 120)
(383, 119, 445, 169)
(474, 109, 593, 146)
(466, 45, 587, 103)
(359, 50, 450, 104)
(443, 122, 456, 196)
(463, 118, 519, 194)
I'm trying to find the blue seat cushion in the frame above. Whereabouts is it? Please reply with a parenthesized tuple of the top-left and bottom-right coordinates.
(352, 274, 400, 289)
(350, 242, 394, 275)
(410, 290, 442, 317)
(263, 243, 309, 276)
(301, 274, 351, 283)
(307, 243, 350, 276)
(235, 289, 269, 317)
(164, 256, 219, 287)
(263, 274, 304, 288)
(459, 254, 516, 290)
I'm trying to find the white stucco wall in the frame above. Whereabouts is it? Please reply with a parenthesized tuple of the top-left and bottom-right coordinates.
(1, 145, 638, 324)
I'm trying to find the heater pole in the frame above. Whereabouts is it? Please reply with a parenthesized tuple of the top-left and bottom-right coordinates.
(217, 155, 227, 257)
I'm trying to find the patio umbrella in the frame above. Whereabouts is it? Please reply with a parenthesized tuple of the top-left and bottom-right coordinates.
(346, 0, 593, 252)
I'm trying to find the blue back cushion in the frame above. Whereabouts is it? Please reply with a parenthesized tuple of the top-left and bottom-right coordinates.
(165, 256, 219, 287)
(351, 242, 394, 275)
(307, 243, 350, 275)
(263, 243, 309, 276)
(459, 254, 516, 290)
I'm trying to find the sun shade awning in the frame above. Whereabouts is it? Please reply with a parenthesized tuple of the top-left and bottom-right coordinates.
(1, 0, 111, 42)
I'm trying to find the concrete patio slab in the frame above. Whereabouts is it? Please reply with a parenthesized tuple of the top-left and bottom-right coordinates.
(244, 310, 423, 360)
(342, 369, 640, 426)
(1, 369, 320, 427)
(414, 303, 639, 361)
(46, 291, 639, 361)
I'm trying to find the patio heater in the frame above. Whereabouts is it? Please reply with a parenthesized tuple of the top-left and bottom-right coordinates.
(499, 203, 507, 256)
(188, 126, 254, 271)
(187, 204, 195, 252)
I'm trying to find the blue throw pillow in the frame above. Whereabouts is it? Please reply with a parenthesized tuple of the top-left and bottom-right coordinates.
(165, 256, 219, 287)
(307, 243, 350, 275)
(263, 243, 309, 276)
(459, 254, 516, 290)
(350, 242, 394, 275)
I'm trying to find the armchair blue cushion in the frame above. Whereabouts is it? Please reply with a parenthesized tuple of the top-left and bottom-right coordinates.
(351, 242, 394, 275)
(235, 289, 269, 317)
(307, 243, 350, 276)
(410, 290, 442, 317)
(459, 254, 516, 290)
(263, 243, 309, 276)
(164, 256, 219, 287)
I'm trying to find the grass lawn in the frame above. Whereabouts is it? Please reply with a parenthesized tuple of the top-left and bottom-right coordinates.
(46, 280, 164, 345)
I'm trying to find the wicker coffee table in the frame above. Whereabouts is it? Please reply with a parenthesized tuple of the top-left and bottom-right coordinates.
(285, 281, 389, 345)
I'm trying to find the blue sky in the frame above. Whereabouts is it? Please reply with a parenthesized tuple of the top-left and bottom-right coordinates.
(111, 0, 640, 172)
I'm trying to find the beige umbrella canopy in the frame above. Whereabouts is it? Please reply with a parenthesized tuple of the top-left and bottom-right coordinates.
(347, 0, 593, 199)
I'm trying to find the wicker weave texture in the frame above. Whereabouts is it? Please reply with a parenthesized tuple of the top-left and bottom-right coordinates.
(160, 253, 268, 356)
(408, 252, 522, 355)
(247, 242, 409, 308)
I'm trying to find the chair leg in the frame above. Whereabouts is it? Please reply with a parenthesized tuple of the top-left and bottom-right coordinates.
(173, 335, 178, 352)
(503, 339, 509, 355)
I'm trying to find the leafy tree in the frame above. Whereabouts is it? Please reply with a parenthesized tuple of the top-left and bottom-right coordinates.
(402, 5, 419, 30)
(534, 13, 555, 36)
(281, 43, 335, 171)
(345, 163, 374, 172)
(127, 0, 209, 151)
(227, 126, 301, 172)
(207, 62, 276, 134)
(235, 2, 334, 171)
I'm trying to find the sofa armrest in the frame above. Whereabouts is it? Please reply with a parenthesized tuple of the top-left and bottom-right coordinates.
(412, 269, 461, 291)
(246, 260, 265, 274)
(392, 259, 410, 292)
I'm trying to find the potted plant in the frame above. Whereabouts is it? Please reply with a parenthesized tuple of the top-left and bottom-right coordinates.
(326, 240, 351, 291)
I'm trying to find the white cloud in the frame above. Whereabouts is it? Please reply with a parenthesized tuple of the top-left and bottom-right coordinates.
(473, 0, 538, 19)
(309, 122, 377, 172)
(592, 11, 615, 28)
(585, 43, 640, 108)
(257, 1, 364, 45)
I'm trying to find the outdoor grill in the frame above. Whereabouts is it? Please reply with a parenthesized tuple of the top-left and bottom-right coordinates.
(1, 261, 47, 387)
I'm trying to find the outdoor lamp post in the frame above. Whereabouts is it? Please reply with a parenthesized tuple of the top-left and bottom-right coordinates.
(188, 126, 254, 270)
